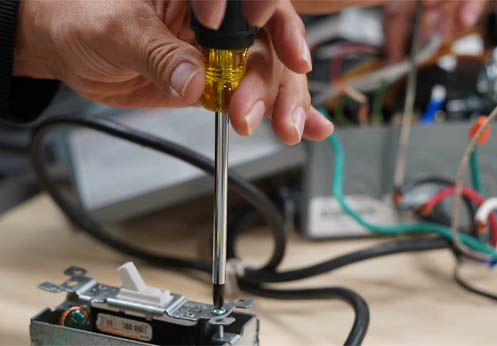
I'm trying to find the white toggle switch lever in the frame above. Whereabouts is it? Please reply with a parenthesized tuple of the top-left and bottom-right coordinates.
(117, 262, 172, 306)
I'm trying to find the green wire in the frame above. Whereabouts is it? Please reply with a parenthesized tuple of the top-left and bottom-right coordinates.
(470, 147, 482, 193)
(321, 108, 497, 259)
(371, 81, 387, 125)
(334, 99, 353, 126)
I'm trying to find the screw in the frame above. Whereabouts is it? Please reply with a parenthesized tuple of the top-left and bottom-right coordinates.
(212, 308, 226, 315)
(69, 309, 87, 326)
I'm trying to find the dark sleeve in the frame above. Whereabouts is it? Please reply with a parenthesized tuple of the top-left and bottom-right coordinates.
(0, 0, 60, 125)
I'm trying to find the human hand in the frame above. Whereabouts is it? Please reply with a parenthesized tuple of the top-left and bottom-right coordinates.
(14, 0, 333, 145)
(384, 0, 488, 63)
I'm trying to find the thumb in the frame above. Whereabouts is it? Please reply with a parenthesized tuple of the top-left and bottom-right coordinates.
(128, 19, 205, 106)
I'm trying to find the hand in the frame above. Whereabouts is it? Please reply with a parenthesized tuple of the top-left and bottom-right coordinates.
(384, 0, 488, 63)
(14, 0, 333, 145)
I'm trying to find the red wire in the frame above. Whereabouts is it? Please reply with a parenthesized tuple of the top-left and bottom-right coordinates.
(421, 186, 497, 247)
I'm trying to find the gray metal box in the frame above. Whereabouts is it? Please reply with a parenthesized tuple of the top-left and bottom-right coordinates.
(301, 123, 497, 238)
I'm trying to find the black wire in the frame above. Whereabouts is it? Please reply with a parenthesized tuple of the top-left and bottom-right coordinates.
(228, 206, 451, 346)
(30, 115, 286, 273)
(30, 116, 472, 346)
(245, 237, 450, 282)
(227, 205, 450, 282)
(454, 259, 497, 302)
(239, 283, 369, 346)
(227, 203, 261, 259)
(30, 115, 373, 345)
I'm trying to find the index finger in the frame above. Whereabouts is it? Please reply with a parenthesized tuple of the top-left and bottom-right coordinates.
(191, 0, 227, 30)
(243, 0, 279, 27)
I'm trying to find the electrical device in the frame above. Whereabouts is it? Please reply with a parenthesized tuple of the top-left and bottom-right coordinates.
(31, 263, 258, 346)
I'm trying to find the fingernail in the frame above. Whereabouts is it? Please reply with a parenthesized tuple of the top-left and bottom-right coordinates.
(209, 7, 225, 30)
(290, 107, 306, 142)
(326, 119, 334, 135)
(301, 38, 313, 72)
(171, 62, 201, 97)
(244, 101, 265, 135)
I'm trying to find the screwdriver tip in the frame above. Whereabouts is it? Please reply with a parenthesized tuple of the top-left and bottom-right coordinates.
(213, 283, 225, 310)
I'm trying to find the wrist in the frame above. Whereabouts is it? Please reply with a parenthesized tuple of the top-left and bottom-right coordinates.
(13, 0, 57, 79)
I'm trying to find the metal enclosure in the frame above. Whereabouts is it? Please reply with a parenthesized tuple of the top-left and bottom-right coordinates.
(301, 123, 497, 238)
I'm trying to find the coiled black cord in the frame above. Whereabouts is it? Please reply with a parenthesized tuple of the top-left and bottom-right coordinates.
(30, 115, 370, 345)
(30, 115, 286, 272)
(244, 237, 450, 283)
(227, 204, 450, 283)
(239, 284, 370, 346)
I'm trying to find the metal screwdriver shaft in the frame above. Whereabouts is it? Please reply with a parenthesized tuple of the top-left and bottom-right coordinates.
(190, 0, 258, 312)
(213, 111, 229, 310)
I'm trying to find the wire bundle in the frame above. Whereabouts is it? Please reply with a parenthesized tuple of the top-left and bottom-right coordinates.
(324, 109, 497, 303)
(328, 131, 497, 259)
(419, 186, 497, 247)
(451, 111, 497, 261)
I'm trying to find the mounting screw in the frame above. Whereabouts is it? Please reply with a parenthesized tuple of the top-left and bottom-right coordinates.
(212, 308, 226, 315)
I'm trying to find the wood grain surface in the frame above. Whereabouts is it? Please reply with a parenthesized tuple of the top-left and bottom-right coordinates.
(0, 194, 496, 345)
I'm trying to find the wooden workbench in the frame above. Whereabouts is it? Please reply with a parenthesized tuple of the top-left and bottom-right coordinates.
(1, 194, 496, 345)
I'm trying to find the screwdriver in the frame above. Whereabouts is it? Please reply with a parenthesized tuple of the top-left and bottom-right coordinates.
(191, 0, 258, 310)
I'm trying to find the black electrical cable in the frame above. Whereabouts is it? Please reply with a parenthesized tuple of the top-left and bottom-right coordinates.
(227, 206, 450, 283)
(239, 283, 369, 346)
(30, 115, 286, 273)
(244, 237, 450, 282)
(454, 260, 497, 302)
(31, 115, 371, 345)
(227, 206, 451, 346)
(30, 115, 475, 346)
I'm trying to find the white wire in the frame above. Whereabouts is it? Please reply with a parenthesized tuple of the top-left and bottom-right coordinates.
(393, 1, 423, 190)
(475, 198, 497, 227)
(451, 108, 497, 260)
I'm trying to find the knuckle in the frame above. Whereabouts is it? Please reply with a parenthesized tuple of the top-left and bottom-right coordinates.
(143, 39, 191, 86)
(145, 39, 178, 73)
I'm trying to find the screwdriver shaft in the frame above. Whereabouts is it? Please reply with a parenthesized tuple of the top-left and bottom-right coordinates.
(213, 111, 229, 309)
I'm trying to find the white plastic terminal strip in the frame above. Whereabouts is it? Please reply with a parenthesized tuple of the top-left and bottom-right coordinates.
(117, 262, 173, 307)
